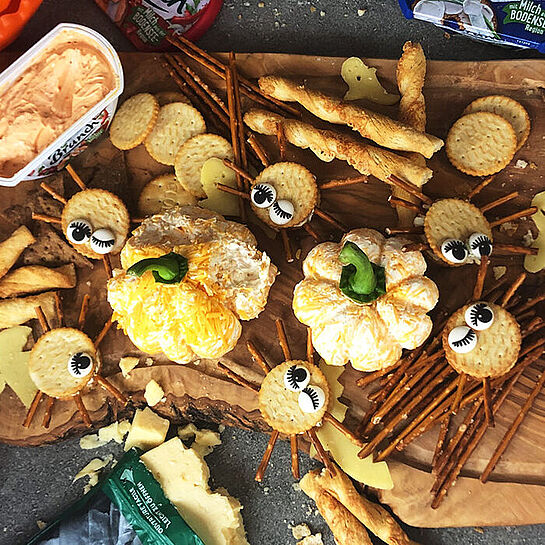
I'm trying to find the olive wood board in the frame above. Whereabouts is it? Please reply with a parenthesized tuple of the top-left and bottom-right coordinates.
(0, 52, 544, 528)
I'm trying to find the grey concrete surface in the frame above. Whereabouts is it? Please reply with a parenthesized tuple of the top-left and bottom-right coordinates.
(2, 1, 545, 544)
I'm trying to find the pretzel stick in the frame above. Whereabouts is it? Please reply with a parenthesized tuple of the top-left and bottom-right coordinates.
(387, 175, 433, 205)
(42, 396, 55, 428)
(314, 208, 346, 231)
(217, 362, 260, 394)
(78, 294, 90, 330)
(493, 244, 538, 256)
(275, 318, 292, 361)
(102, 255, 112, 279)
(356, 365, 399, 389)
(467, 175, 495, 199)
(320, 175, 368, 189)
(74, 394, 92, 428)
(403, 242, 429, 252)
(511, 293, 545, 315)
(480, 191, 519, 212)
(483, 377, 494, 428)
(388, 195, 423, 213)
(31, 213, 62, 224)
(40, 182, 67, 205)
(94, 317, 112, 348)
(290, 434, 300, 479)
(229, 52, 248, 177)
(303, 222, 321, 242)
(247, 134, 270, 166)
(307, 427, 336, 475)
(35, 306, 50, 333)
(472, 255, 489, 301)
(489, 207, 538, 228)
(255, 430, 279, 482)
(522, 316, 543, 336)
(519, 336, 545, 358)
(451, 373, 467, 415)
(217, 183, 250, 200)
(54, 292, 63, 327)
(166, 34, 300, 117)
(276, 121, 288, 161)
(223, 158, 254, 182)
(66, 164, 86, 190)
(324, 412, 364, 448)
(246, 340, 271, 373)
(385, 226, 424, 235)
(432, 417, 450, 471)
(280, 229, 294, 263)
(500, 272, 526, 307)
(23, 391, 44, 428)
(481, 368, 545, 483)
(95, 375, 128, 405)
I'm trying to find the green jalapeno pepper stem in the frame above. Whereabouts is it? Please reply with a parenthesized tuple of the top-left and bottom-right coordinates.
(127, 252, 188, 285)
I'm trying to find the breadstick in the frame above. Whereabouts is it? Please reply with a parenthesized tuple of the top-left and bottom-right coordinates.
(300, 468, 418, 545)
(244, 109, 432, 188)
(395, 42, 428, 227)
(258, 75, 443, 158)
(314, 490, 373, 545)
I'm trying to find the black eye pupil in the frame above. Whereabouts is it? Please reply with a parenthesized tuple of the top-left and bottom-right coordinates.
(293, 368, 307, 383)
(71, 223, 90, 241)
(452, 245, 466, 260)
(253, 186, 272, 205)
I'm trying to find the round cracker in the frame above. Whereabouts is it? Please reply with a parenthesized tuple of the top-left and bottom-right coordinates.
(463, 95, 530, 151)
(62, 189, 130, 260)
(110, 93, 159, 150)
(258, 360, 330, 434)
(251, 162, 318, 229)
(28, 328, 99, 398)
(138, 173, 197, 216)
(155, 91, 191, 106)
(174, 134, 234, 198)
(144, 102, 206, 166)
(424, 198, 492, 265)
(446, 112, 517, 176)
(443, 303, 520, 379)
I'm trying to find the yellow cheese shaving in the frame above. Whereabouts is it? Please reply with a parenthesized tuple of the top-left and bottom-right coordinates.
(200, 157, 239, 217)
(311, 360, 393, 490)
(524, 191, 545, 273)
(341, 57, 399, 105)
(0, 326, 37, 407)
(124, 407, 169, 452)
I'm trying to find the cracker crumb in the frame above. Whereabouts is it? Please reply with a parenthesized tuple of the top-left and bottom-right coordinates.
(310, 6, 316, 13)
(258, 1, 264, 6)
(357, 9, 366, 16)
(493, 266, 507, 280)
(515, 159, 528, 169)
(522, 230, 535, 247)
(292, 523, 311, 540)
(413, 215, 425, 227)
(297, 534, 323, 545)
(292, 482, 301, 492)
(36, 521, 47, 530)
(530, 162, 538, 170)
(499, 221, 517, 236)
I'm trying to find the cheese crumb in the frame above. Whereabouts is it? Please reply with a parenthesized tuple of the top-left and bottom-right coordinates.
(124, 407, 169, 452)
(79, 420, 131, 449)
(493, 266, 507, 280)
(36, 521, 47, 530)
(74, 455, 113, 493)
(144, 379, 165, 406)
(119, 356, 139, 378)
(145, 357, 154, 366)
(178, 423, 222, 457)
(522, 230, 535, 247)
(357, 9, 366, 16)
(297, 534, 323, 545)
(292, 523, 311, 540)
(320, 10, 325, 16)
(258, 1, 264, 6)
(515, 159, 528, 169)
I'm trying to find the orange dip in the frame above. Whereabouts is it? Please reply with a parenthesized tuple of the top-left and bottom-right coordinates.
(0, 30, 116, 178)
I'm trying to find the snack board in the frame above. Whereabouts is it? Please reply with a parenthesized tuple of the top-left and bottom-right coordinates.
(0, 51, 544, 528)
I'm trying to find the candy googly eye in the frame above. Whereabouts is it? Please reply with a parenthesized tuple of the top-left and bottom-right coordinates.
(90, 228, 115, 254)
(251, 183, 276, 209)
(441, 238, 468, 264)
(67, 352, 94, 378)
(269, 200, 294, 226)
(66, 219, 92, 245)
(283, 364, 310, 392)
(465, 302, 494, 331)
(448, 326, 477, 354)
(298, 386, 325, 413)
(468, 232, 492, 259)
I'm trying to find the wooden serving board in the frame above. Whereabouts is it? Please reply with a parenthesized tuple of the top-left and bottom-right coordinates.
(1, 51, 545, 528)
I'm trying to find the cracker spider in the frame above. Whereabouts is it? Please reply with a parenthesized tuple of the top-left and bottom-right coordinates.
(23, 292, 127, 429)
(218, 319, 363, 482)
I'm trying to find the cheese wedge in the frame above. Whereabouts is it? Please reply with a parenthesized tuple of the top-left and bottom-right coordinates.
(124, 407, 169, 452)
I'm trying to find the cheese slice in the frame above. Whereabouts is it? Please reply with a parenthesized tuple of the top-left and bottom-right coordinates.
(124, 407, 169, 452)
(0, 326, 37, 407)
(524, 191, 545, 273)
(200, 157, 240, 217)
(311, 361, 393, 490)
(142, 438, 249, 545)
(144, 379, 165, 407)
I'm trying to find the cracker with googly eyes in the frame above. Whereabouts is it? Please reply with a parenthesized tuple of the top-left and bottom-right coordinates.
(443, 301, 521, 379)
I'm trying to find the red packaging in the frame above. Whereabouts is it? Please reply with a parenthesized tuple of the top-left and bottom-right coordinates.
(94, 0, 223, 51)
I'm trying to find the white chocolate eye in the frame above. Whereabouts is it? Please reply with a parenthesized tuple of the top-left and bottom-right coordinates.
(441, 238, 468, 264)
(284, 365, 310, 392)
(90, 228, 115, 254)
(298, 386, 325, 413)
(465, 302, 494, 331)
(468, 232, 492, 259)
(269, 200, 294, 225)
(67, 352, 94, 378)
(448, 326, 477, 354)
(251, 183, 276, 208)
(66, 219, 92, 244)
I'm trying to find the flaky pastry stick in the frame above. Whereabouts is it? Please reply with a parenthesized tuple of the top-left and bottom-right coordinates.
(395, 42, 428, 227)
(258, 75, 443, 158)
(244, 109, 432, 188)
(315, 490, 373, 545)
(301, 468, 419, 545)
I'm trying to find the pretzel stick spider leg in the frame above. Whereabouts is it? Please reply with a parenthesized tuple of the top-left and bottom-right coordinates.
(42, 397, 55, 428)
(451, 373, 467, 415)
(490, 207, 538, 228)
(94, 317, 113, 348)
(40, 182, 67, 205)
(74, 393, 92, 428)
(388, 195, 424, 213)
(23, 391, 44, 428)
(319, 175, 367, 190)
(246, 340, 271, 373)
(472, 255, 489, 301)
(102, 254, 112, 279)
(54, 292, 64, 327)
(307, 427, 336, 476)
(217, 362, 260, 394)
(323, 412, 364, 448)
(480, 191, 519, 213)
(303, 222, 321, 242)
(275, 318, 292, 361)
(95, 375, 128, 405)
(494, 244, 538, 256)
(65, 164, 87, 190)
(78, 294, 90, 331)
(280, 230, 294, 263)
(387, 175, 433, 205)
(314, 208, 346, 231)
(290, 434, 300, 479)
(216, 184, 250, 200)
(467, 175, 495, 200)
(255, 430, 280, 482)
(276, 122, 287, 161)
(385, 226, 424, 235)
(31, 213, 62, 224)
(483, 378, 494, 428)
(500, 273, 527, 307)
